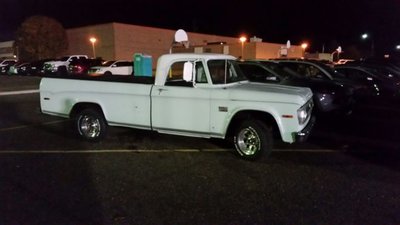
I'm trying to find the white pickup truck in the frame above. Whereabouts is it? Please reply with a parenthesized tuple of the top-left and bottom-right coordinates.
(40, 53, 314, 160)
(43, 55, 88, 75)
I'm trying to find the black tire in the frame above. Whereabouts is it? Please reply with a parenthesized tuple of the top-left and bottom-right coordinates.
(75, 108, 108, 141)
(233, 120, 273, 160)
(104, 71, 112, 76)
(57, 66, 67, 76)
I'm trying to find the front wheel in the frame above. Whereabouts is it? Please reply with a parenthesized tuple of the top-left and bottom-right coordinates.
(75, 108, 108, 141)
(233, 120, 273, 160)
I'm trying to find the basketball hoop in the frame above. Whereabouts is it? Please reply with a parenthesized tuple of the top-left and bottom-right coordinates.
(182, 41, 190, 49)
(169, 29, 189, 53)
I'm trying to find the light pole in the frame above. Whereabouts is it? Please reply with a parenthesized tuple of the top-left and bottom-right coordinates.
(239, 36, 247, 59)
(361, 33, 374, 57)
(89, 37, 97, 58)
(301, 43, 308, 58)
(331, 46, 342, 62)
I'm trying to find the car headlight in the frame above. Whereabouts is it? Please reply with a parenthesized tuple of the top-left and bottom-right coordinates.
(297, 100, 314, 125)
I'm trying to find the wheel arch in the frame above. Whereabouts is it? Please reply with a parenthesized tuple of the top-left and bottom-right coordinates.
(70, 102, 106, 121)
(226, 110, 281, 140)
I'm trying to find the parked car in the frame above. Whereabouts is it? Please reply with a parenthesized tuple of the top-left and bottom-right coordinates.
(8, 62, 29, 75)
(271, 59, 378, 102)
(68, 58, 104, 75)
(18, 58, 54, 76)
(352, 57, 400, 71)
(347, 60, 400, 81)
(0, 59, 17, 67)
(335, 64, 400, 104)
(40, 53, 315, 160)
(88, 60, 133, 76)
(0, 59, 17, 75)
(237, 60, 354, 116)
(43, 55, 88, 75)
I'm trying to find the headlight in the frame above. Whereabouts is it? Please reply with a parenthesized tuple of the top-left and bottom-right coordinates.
(297, 100, 313, 125)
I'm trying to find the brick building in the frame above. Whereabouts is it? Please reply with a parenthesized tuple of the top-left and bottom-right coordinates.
(66, 22, 304, 67)
(0, 41, 15, 59)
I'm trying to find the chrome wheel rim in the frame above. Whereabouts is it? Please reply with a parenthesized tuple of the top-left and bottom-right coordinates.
(236, 127, 261, 156)
(79, 115, 101, 138)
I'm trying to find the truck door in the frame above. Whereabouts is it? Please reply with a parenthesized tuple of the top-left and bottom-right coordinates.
(151, 60, 211, 136)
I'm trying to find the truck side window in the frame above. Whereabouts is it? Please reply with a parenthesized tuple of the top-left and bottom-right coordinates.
(165, 61, 193, 87)
(208, 59, 244, 84)
(195, 62, 207, 83)
(208, 60, 227, 84)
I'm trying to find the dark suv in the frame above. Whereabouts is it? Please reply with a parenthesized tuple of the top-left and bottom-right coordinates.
(238, 60, 355, 116)
(271, 59, 379, 101)
(335, 63, 400, 106)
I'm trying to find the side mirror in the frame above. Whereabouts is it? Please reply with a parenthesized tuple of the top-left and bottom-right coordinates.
(183, 62, 193, 82)
(266, 76, 279, 81)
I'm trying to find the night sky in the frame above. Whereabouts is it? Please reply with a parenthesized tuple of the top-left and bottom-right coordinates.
(1, 0, 399, 56)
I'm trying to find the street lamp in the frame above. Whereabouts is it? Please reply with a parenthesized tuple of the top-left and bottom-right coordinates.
(361, 33, 368, 39)
(89, 37, 97, 58)
(396, 45, 400, 50)
(239, 36, 247, 59)
(361, 33, 374, 57)
(301, 43, 308, 57)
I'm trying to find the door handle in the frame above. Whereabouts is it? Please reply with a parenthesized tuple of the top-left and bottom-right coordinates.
(157, 88, 167, 94)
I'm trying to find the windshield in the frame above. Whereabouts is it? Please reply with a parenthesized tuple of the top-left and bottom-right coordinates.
(58, 56, 70, 61)
(316, 61, 347, 79)
(207, 59, 247, 84)
(365, 65, 400, 80)
(259, 61, 301, 79)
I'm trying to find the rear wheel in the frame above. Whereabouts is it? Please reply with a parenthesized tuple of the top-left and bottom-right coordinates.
(57, 66, 67, 76)
(75, 108, 108, 141)
(233, 120, 273, 160)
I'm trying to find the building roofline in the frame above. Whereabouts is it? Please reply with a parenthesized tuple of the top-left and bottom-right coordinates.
(67, 22, 238, 40)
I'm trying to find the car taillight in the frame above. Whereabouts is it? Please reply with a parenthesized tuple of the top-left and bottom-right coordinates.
(76, 66, 83, 73)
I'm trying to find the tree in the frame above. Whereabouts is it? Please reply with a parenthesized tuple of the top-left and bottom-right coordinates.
(14, 15, 68, 61)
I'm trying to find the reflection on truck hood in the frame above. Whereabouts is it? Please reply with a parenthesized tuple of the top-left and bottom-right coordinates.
(227, 82, 313, 105)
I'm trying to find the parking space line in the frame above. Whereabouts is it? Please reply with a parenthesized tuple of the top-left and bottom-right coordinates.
(0, 149, 231, 154)
(0, 148, 337, 154)
(274, 149, 337, 153)
(0, 89, 39, 96)
(0, 120, 68, 132)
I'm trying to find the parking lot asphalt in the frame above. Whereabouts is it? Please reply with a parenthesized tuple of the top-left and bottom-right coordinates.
(0, 75, 41, 92)
(1, 76, 400, 225)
